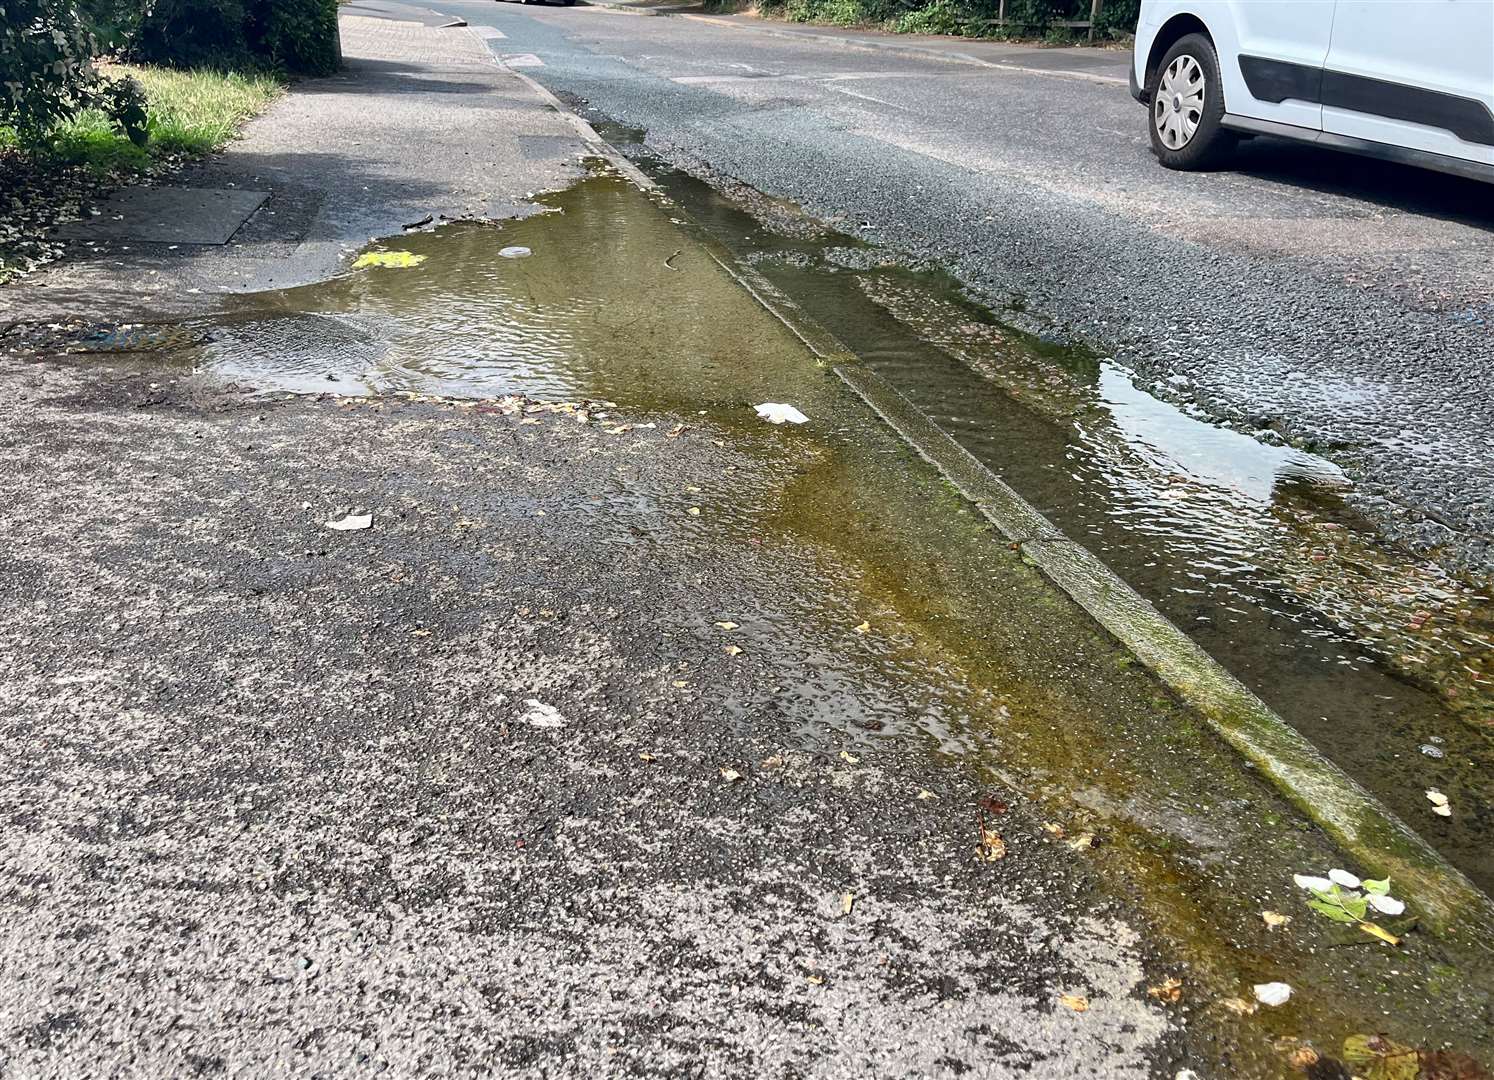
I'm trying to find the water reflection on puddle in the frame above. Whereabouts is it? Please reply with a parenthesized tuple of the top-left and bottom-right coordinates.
(1094, 363, 1348, 502)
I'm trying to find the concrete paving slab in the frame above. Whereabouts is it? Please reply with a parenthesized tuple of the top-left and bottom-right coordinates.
(52, 186, 269, 245)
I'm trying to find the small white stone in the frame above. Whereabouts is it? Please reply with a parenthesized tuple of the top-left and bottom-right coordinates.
(1253, 982, 1292, 1007)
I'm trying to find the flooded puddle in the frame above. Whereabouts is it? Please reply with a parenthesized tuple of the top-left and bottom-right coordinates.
(17, 165, 1494, 1070)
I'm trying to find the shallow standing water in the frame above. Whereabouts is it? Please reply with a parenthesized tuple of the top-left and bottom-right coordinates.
(49, 164, 1493, 897)
(25, 166, 1494, 1068)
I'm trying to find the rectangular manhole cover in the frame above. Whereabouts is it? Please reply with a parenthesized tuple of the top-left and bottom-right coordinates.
(54, 186, 269, 245)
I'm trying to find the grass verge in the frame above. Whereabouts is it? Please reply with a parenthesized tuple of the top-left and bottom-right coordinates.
(1, 65, 284, 173)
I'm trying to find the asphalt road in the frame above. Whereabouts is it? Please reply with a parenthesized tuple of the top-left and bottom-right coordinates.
(428, 0, 1494, 575)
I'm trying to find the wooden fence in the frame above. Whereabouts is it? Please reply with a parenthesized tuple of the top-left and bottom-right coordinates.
(986, 0, 1106, 41)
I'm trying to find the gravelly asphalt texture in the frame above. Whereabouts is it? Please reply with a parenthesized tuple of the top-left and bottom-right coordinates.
(432, 0, 1494, 575)
(0, 357, 1182, 1078)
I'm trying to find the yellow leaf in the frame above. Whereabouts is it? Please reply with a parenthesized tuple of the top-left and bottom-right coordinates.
(715, 621, 739, 630)
(854, 621, 871, 633)
(1357, 921, 1400, 947)
(672, 680, 688, 688)
(1042, 822, 1066, 838)
(841, 893, 854, 915)
(353, 250, 426, 269)
(719, 767, 743, 782)
(839, 750, 859, 765)
(1059, 994, 1089, 1013)
(724, 644, 743, 656)
(1261, 911, 1292, 929)
(1147, 978, 1182, 1003)
(915, 789, 937, 801)
(639, 752, 656, 762)
(687, 507, 701, 516)
(978, 827, 1007, 862)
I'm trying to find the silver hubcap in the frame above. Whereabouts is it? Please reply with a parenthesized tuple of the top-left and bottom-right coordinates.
(1154, 54, 1205, 150)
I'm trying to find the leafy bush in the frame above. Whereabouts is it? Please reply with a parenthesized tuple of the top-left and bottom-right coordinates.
(250, 0, 340, 75)
(889, 0, 968, 34)
(756, 0, 1140, 38)
(0, 0, 156, 144)
(131, 0, 340, 74)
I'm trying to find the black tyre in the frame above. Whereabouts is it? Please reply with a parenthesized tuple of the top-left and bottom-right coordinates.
(1148, 33, 1235, 170)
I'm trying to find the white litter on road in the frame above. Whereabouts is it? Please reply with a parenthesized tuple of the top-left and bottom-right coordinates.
(523, 699, 565, 728)
(325, 511, 373, 531)
(1252, 982, 1292, 1007)
(755, 402, 809, 425)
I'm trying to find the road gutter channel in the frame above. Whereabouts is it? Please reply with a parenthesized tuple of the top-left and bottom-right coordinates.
(480, 31, 1494, 942)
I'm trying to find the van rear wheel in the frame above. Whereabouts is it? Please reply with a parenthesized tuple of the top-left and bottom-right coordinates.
(1148, 33, 1234, 170)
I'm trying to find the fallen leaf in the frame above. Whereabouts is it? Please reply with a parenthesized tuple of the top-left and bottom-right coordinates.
(1308, 898, 1359, 923)
(410, 628, 432, 638)
(1433, 803, 1453, 818)
(1293, 874, 1333, 892)
(639, 752, 657, 762)
(1362, 877, 1391, 896)
(1253, 982, 1292, 1007)
(977, 794, 1008, 815)
(915, 789, 937, 801)
(1067, 832, 1096, 851)
(1358, 921, 1400, 947)
(1286, 1046, 1320, 1069)
(1147, 977, 1183, 1003)
(1343, 1034, 1419, 1080)
(1042, 822, 1066, 838)
(1426, 788, 1449, 807)
(1220, 996, 1257, 1016)
(806, 974, 824, 985)
(977, 824, 1007, 862)
(1329, 868, 1362, 889)
(854, 621, 871, 634)
(1261, 910, 1292, 929)
(715, 621, 739, 630)
(1059, 993, 1089, 1013)
(687, 507, 701, 516)
(672, 680, 689, 688)
(353, 250, 426, 269)
(719, 767, 743, 782)
(839, 750, 860, 765)
(841, 893, 854, 916)
(667, 423, 686, 438)
(724, 645, 743, 656)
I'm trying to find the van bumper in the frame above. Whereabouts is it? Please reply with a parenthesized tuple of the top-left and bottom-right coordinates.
(1129, 57, 1148, 104)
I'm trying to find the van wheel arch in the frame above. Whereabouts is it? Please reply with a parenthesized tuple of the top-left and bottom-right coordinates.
(1145, 13, 1215, 98)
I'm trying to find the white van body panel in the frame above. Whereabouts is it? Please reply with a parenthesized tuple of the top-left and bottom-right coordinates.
(1135, 1, 1335, 131)
(1321, 0, 1494, 167)
(1133, 0, 1494, 177)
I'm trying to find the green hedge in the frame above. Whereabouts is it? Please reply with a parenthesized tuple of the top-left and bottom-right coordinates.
(131, 0, 340, 74)
(0, 0, 146, 143)
(754, 0, 1140, 38)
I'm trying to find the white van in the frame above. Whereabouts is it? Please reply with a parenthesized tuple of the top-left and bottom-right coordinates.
(1130, 1, 1494, 182)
